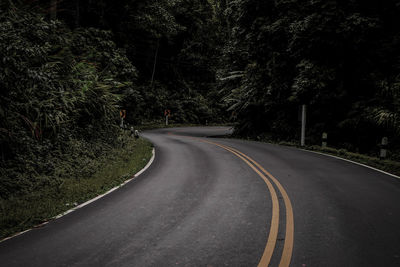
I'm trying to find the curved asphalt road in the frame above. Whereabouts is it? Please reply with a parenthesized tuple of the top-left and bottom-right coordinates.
(1, 126, 400, 266)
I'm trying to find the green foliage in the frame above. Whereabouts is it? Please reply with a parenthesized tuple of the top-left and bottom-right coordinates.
(308, 145, 400, 177)
(49, 0, 225, 125)
(219, 0, 400, 154)
(274, 140, 400, 177)
(0, 136, 153, 239)
(4, 0, 400, 238)
(0, 7, 139, 199)
(0, 0, 227, 208)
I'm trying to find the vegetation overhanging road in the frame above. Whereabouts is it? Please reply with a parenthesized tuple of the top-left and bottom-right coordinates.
(1, 126, 400, 266)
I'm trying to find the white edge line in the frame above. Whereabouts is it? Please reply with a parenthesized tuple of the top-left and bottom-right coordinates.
(211, 136, 399, 180)
(301, 149, 400, 179)
(0, 147, 155, 243)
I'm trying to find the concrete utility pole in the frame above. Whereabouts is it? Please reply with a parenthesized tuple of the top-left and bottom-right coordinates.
(301, 104, 306, 147)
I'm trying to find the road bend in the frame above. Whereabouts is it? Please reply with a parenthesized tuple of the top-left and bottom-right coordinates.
(1, 126, 400, 266)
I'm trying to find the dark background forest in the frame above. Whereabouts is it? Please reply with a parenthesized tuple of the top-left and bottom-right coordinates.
(1, 0, 400, 198)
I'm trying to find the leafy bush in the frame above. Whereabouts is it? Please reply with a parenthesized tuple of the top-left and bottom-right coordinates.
(0, 7, 139, 199)
(219, 0, 400, 153)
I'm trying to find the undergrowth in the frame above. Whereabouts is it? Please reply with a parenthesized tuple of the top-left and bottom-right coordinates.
(0, 133, 152, 240)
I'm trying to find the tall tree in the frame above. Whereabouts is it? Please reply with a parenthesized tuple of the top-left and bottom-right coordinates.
(219, 0, 400, 152)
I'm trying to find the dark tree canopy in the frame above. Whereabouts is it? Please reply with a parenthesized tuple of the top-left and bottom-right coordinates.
(219, 0, 400, 154)
(1, 0, 400, 198)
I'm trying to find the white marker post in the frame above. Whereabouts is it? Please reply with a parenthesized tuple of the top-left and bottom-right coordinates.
(164, 109, 170, 126)
(322, 132, 328, 148)
(301, 104, 306, 147)
(380, 137, 388, 159)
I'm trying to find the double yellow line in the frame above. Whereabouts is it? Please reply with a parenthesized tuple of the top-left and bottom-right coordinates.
(197, 139, 294, 267)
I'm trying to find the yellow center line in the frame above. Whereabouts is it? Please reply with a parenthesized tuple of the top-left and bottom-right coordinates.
(223, 145, 294, 267)
(168, 132, 294, 266)
(199, 139, 280, 266)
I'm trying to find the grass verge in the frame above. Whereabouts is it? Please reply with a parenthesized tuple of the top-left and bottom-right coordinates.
(225, 135, 400, 177)
(0, 136, 153, 240)
(304, 145, 400, 177)
(136, 121, 231, 131)
(273, 140, 400, 177)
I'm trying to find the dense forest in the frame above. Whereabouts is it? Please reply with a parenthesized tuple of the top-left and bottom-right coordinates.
(0, 0, 225, 200)
(220, 0, 400, 155)
(1, 0, 400, 199)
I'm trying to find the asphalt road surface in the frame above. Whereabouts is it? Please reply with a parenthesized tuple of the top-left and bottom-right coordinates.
(1, 126, 400, 266)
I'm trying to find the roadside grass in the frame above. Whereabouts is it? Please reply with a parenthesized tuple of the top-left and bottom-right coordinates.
(137, 122, 198, 131)
(222, 134, 400, 177)
(0, 136, 153, 240)
(273, 141, 400, 177)
(136, 121, 231, 131)
(304, 145, 400, 177)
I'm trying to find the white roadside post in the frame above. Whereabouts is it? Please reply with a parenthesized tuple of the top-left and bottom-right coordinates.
(380, 137, 388, 159)
(322, 132, 328, 148)
(164, 109, 170, 126)
(301, 104, 306, 147)
(120, 110, 126, 128)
